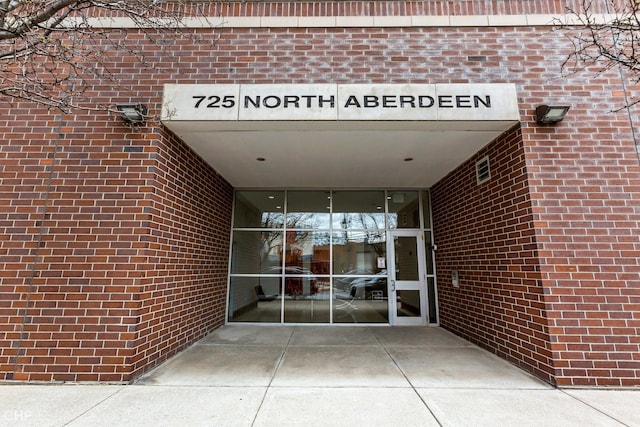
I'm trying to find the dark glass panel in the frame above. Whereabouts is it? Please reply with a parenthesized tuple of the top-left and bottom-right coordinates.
(228, 276, 281, 323)
(396, 290, 421, 317)
(231, 231, 283, 274)
(394, 236, 419, 281)
(234, 191, 284, 228)
(332, 191, 385, 230)
(427, 277, 438, 324)
(388, 191, 419, 229)
(422, 190, 432, 229)
(424, 231, 434, 275)
(286, 191, 330, 229)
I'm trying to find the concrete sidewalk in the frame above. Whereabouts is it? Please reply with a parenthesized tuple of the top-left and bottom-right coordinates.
(1, 326, 638, 426)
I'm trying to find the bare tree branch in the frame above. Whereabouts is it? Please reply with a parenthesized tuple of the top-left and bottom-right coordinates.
(556, 0, 640, 110)
(0, 0, 228, 114)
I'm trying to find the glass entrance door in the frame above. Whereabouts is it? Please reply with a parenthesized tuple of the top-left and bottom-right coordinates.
(388, 230, 427, 326)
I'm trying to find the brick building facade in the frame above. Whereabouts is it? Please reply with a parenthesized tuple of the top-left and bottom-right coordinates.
(1, 1, 639, 387)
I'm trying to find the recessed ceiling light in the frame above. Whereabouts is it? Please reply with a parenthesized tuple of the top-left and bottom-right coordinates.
(268, 195, 275, 199)
(376, 206, 382, 210)
(256, 157, 266, 162)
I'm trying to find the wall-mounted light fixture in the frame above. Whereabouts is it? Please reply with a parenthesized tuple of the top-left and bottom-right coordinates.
(535, 105, 570, 124)
(116, 103, 148, 124)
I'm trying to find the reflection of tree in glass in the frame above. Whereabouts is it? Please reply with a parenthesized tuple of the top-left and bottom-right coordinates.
(344, 230, 386, 258)
(257, 213, 285, 268)
(357, 212, 386, 230)
(259, 213, 323, 267)
(259, 231, 282, 269)
(261, 212, 285, 229)
(363, 232, 386, 258)
(312, 233, 331, 246)
(338, 212, 386, 230)
(286, 212, 323, 229)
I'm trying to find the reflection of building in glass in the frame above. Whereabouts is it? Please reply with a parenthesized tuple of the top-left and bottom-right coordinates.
(332, 234, 385, 275)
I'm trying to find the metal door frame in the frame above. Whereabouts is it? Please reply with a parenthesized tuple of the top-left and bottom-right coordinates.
(387, 229, 428, 326)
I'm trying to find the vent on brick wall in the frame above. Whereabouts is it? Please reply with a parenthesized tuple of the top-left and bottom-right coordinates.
(476, 156, 490, 185)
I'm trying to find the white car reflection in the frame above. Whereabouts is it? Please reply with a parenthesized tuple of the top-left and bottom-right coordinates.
(334, 269, 374, 291)
(349, 271, 388, 299)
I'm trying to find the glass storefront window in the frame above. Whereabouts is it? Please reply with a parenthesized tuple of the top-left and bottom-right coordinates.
(231, 231, 283, 274)
(228, 189, 436, 325)
(332, 191, 385, 230)
(332, 231, 386, 275)
(422, 190, 432, 229)
(424, 231, 434, 275)
(387, 191, 419, 229)
(284, 231, 330, 275)
(284, 276, 330, 323)
(234, 191, 284, 228)
(333, 274, 389, 323)
(427, 277, 438, 324)
(228, 276, 282, 323)
(287, 191, 330, 229)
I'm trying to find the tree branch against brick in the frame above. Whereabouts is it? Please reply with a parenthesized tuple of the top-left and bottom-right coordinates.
(557, 0, 640, 109)
(0, 0, 221, 113)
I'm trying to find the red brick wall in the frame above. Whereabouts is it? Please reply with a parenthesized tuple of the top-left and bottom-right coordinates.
(522, 95, 640, 387)
(431, 126, 556, 384)
(0, 110, 152, 381)
(129, 128, 232, 378)
(0, 109, 232, 381)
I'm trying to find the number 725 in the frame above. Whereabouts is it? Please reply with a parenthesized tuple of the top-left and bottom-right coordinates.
(193, 95, 236, 108)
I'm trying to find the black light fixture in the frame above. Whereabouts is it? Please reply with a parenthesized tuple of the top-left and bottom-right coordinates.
(536, 105, 570, 124)
(116, 103, 148, 124)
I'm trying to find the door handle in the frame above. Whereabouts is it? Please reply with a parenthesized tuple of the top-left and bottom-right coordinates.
(390, 280, 395, 292)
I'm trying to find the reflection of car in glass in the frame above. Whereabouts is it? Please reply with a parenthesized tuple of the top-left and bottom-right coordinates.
(349, 271, 388, 300)
(262, 266, 318, 296)
(285, 266, 316, 277)
(262, 266, 316, 277)
(334, 269, 373, 291)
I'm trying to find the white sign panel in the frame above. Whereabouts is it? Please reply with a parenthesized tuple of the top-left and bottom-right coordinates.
(162, 83, 520, 122)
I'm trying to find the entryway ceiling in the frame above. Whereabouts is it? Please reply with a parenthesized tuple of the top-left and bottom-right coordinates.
(164, 120, 518, 188)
